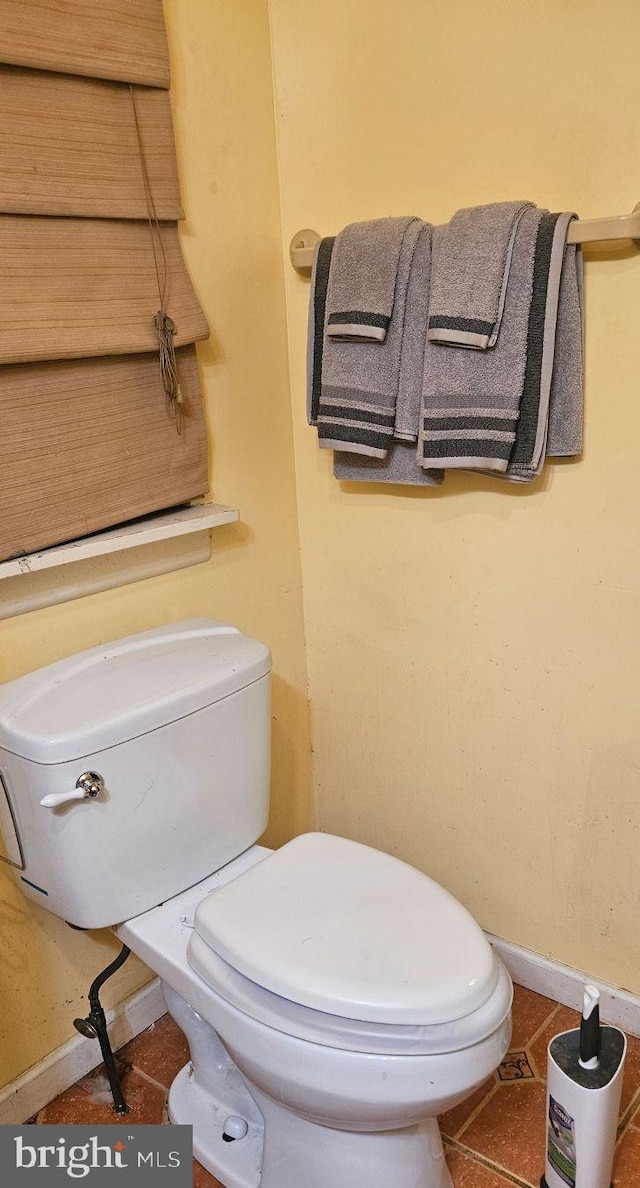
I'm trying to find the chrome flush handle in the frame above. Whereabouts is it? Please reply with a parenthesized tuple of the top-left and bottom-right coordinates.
(40, 772, 105, 809)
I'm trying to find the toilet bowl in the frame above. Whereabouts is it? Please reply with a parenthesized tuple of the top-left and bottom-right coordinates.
(119, 834, 512, 1188)
(0, 620, 513, 1188)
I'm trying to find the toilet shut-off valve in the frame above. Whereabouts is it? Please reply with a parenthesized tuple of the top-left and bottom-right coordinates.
(40, 771, 105, 808)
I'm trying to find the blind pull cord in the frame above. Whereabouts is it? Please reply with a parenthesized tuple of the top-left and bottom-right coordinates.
(130, 85, 183, 433)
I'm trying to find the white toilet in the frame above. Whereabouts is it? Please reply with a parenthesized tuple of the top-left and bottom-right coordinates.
(0, 620, 512, 1188)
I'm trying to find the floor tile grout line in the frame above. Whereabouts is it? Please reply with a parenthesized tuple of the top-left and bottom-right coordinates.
(523, 1003, 564, 1051)
(524, 1054, 546, 1083)
(81, 1057, 173, 1102)
(616, 1107, 640, 1150)
(617, 1083, 640, 1137)
(36, 1074, 97, 1120)
(128, 1064, 174, 1096)
(452, 1079, 501, 1142)
(516, 1003, 567, 1083)
(443, 1136, 536, 1187)
(527, 1045, 546, 1082)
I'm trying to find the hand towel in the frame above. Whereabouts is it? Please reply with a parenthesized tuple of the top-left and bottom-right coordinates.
(427, 201, 532, 349)
(419, 207, 543, 472)
(332, 223, 444, 485)
(326, 217, 418, 342)
(318, 218, 422, 457)
(395, 223, 435, 441)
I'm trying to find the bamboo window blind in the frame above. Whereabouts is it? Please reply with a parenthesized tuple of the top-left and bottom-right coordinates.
(0, 0, 210, 563)
(0, 0, 170, 86)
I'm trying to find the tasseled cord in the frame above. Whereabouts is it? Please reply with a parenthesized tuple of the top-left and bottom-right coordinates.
(154, 311, 184, 426)
(131, 86, 183, 433)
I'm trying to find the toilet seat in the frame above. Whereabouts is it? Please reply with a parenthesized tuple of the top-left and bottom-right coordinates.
(189, 832, 509, 1046)
(188, 930, 513, 1056)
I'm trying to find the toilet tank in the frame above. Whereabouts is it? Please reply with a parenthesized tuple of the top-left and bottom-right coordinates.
(0, 620, 272, 929)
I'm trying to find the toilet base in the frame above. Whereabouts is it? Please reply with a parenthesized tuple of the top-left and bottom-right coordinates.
(168, 1056, 452, 1188)
(169, 1064, 452, 1188)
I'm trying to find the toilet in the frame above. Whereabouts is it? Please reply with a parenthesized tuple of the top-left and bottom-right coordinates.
(0, 619, 512, 1188)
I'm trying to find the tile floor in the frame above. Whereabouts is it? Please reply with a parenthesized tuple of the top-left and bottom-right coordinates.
(34, 985, 640, 1186)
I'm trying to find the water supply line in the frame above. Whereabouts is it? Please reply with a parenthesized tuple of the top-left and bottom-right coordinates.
(73, 943, 132, 1115)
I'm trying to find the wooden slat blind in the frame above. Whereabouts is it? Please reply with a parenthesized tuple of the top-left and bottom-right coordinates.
(0, 1, 212, 561)
(0, 348, 208, 561)
(0, 218, 209, 364)
(0, 68, 182, 219)
(0, 0, 169, 87)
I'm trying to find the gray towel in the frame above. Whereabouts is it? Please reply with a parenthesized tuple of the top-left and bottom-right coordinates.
(333, 224, 444, 486)
(326, 217, 418, 342)
(505, 212, 576, 481)
(334, 441, 445, 486)
(427, 201, 532, 349)
(396, 223, 435, 441)
(542, 243, 584, 458)
(419, 208, 580, 478)
(419, 207, 542, 472)
(307, 236, 335, 427)
(318, 218, 422, 457)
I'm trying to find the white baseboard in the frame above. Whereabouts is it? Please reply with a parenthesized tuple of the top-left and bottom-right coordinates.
(487, 933, 640, 1038)
(0, 978, 166, 1125)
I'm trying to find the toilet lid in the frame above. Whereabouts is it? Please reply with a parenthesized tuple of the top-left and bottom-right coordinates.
(192, 833, 498, 1026)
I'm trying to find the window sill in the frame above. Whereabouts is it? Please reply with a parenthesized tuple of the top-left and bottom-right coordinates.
(0, 503, 239, 619)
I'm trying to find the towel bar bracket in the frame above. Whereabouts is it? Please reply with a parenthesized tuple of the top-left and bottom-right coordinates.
(290, 228, 321, 271)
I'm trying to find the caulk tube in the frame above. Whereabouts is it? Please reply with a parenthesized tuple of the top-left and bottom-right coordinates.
(542, 986, 626, 1188)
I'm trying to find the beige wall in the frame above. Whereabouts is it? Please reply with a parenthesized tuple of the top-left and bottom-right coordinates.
(0, 0, 313, 1090)
(270, 0, 640, 993)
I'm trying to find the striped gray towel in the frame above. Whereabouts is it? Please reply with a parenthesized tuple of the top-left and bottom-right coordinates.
(318, 218, 422, 457)
(326, 217, 419, 342)
(506, 215, 580, 481)
(333, 223, 444, 485)
(307, 236, 335, 427)
(427, 201, 532, 349)
(419, 209, 579, 476)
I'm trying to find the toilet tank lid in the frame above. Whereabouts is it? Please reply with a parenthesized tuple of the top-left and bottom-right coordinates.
(0, 620, 271, 764)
